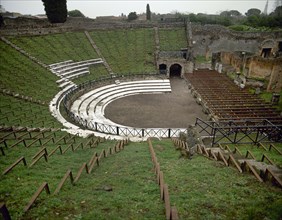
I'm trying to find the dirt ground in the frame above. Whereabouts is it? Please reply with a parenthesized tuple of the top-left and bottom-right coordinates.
(104, 77, 207, 128)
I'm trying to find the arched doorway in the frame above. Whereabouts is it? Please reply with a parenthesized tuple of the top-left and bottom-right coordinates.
(159, 64, 167, 74)
(169, 64, 182, 77)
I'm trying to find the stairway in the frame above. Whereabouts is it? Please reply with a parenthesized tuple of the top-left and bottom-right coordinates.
(200, 145, 282, 187)
(84, 31, 113, 74)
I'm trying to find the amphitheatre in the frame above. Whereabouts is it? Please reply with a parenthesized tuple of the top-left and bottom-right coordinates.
(0, 13, 282, 219)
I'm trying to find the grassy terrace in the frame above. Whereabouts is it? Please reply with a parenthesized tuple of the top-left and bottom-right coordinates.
(1, 136, 282, 219)
(0, 137, 164, 219)
(8, 32, 99, 65)
(0, 94, 61, 128)
(159, 27, 187, 51)
(151, 139, 282, 220)
(0, 130, 105, 219)
(0, 41, 59, 102)
(90, 28, 156, 75)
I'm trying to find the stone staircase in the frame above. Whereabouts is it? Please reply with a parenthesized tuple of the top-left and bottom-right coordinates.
(49, 59, 103, 88)
(84, 31, 113, 74)
(199, 144, 282, 188)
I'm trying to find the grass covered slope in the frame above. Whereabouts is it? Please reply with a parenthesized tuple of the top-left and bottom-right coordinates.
(151, 139, 282, 220)
(0, 40, 59, 102)
(0, 94, 62, 128)
(0, 139, 164, 219)
(8, 32, 99, 65)
(90, 28, 156, 74)
(159, 27, 187, 51)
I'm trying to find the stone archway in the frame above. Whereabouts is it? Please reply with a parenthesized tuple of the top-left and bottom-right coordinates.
(159, 64, 167, 74)
(169, 63, 182, 77)
(260, 39, 275, 58)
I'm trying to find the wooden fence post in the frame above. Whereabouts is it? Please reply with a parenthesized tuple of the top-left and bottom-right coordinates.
(159, 171, 164, 200)
(54, 170, 74, 194)
(0, 203, 11, 220)
(74, 163, 89, 183)
(164, 184, 171, 220)
(2, 157, 27, 175)
(170, 206, 179, 220)
(24, 182, 50, 212)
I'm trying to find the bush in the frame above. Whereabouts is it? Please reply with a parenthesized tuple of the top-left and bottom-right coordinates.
(128, 12, 138, 21)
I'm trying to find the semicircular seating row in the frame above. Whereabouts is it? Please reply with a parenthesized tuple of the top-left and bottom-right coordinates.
(70, 79, 171, 127)
(49, 59, 103, 89)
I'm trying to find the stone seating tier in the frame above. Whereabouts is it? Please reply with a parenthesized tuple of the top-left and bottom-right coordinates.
(49, 60, 73, 69)
(70, 79, 171, 126)
(49, 58, 104, 85)
(59, 67, 89, 77)
(50, 59, 103, 72)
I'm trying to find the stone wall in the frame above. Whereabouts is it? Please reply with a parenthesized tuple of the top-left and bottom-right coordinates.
(191, 24, 282, 57)
(221, 52, 243, 72)
(157, 58, 193, 77)
(267, 63, 282, 92)
(186, 24, 281, 58)
(0, 17, 185, 36)
(220, 52, 282, 92)
(248, 57, 282, 92)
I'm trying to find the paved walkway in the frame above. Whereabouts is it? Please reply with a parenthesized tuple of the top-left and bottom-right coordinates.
(104, 77, 207, 128)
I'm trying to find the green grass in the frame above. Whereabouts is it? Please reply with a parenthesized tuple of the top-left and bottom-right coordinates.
(8, 32, 99, 65)
(0, 131, 114, 219)
(227, 143, 282, 168)
(90, 29, 156, 75)
(159, 27, 187, 51)
(259, 90, 282, 111)
(0, 94, 62, 128)
(228, 25, 282, 32)
(1, 133, 282, 219)
(1, 140, 165, 219)
(151, 139, 282, 220)
(195, 55, 211, 62)
(0, 41, 59, 102)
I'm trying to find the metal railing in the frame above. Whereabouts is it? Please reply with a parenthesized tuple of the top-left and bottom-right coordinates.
(62, 73, 187, 138)
(195, 118, 282, 146)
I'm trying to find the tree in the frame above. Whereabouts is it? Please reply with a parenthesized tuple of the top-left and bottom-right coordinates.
(0, 15, 4, 28)
(128, 12, 138, 21)
(229, 10, 241, 16)
(220, 11, 231, 17)
(68, 9, 85, 17)
(42, 0, 67, 23)
(220, 10, 241, 18)
(245, 15, 261, 27)
(268, 6, 282, 27)
(245, 8, 261, 17)
(272, 5, 282, 16)
(146, 4, 151, 20)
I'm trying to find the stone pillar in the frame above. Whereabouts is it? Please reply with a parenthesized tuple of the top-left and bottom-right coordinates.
(185, 62, 194, 74)
(218, 63, 222, 73)
(271, 93, 280, 105)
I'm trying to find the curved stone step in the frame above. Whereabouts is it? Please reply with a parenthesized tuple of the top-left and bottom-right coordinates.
(70, 79, 171, 127)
